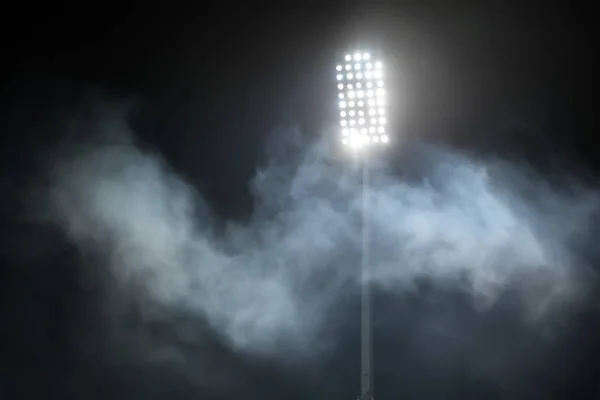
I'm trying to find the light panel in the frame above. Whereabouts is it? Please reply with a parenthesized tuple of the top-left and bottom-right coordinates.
(336, 51, 387, 148)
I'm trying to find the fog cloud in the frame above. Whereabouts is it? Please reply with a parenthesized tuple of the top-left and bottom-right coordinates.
(39, 115, 596, 364)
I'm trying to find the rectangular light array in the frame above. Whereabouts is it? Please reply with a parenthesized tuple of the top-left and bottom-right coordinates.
(336, 52, 387, 148)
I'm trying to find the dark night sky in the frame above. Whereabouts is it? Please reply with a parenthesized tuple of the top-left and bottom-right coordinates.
(1, 2, 598, 399)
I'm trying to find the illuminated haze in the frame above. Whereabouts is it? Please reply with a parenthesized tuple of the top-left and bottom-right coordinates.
(39, 113, 596, 365)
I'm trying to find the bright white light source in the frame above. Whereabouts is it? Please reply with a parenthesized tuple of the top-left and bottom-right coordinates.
(381, 135, 389, 143)
(337, 51, 387, 148)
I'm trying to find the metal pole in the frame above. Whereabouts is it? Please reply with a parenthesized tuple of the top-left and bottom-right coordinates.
(359, 153, 373, 400)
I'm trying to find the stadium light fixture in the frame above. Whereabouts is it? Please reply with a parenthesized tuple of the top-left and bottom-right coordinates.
(336, 52, 387, 150)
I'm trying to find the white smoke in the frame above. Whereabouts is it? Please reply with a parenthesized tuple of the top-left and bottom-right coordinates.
(39, 117, 596, 362)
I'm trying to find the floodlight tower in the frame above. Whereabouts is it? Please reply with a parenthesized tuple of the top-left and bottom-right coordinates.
(335, 51, 388, 400)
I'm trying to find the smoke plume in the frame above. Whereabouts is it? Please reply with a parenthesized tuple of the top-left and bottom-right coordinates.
(37, 113, 596, 367)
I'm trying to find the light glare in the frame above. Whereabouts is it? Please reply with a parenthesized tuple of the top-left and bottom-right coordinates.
(337, 51, 387, 148)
